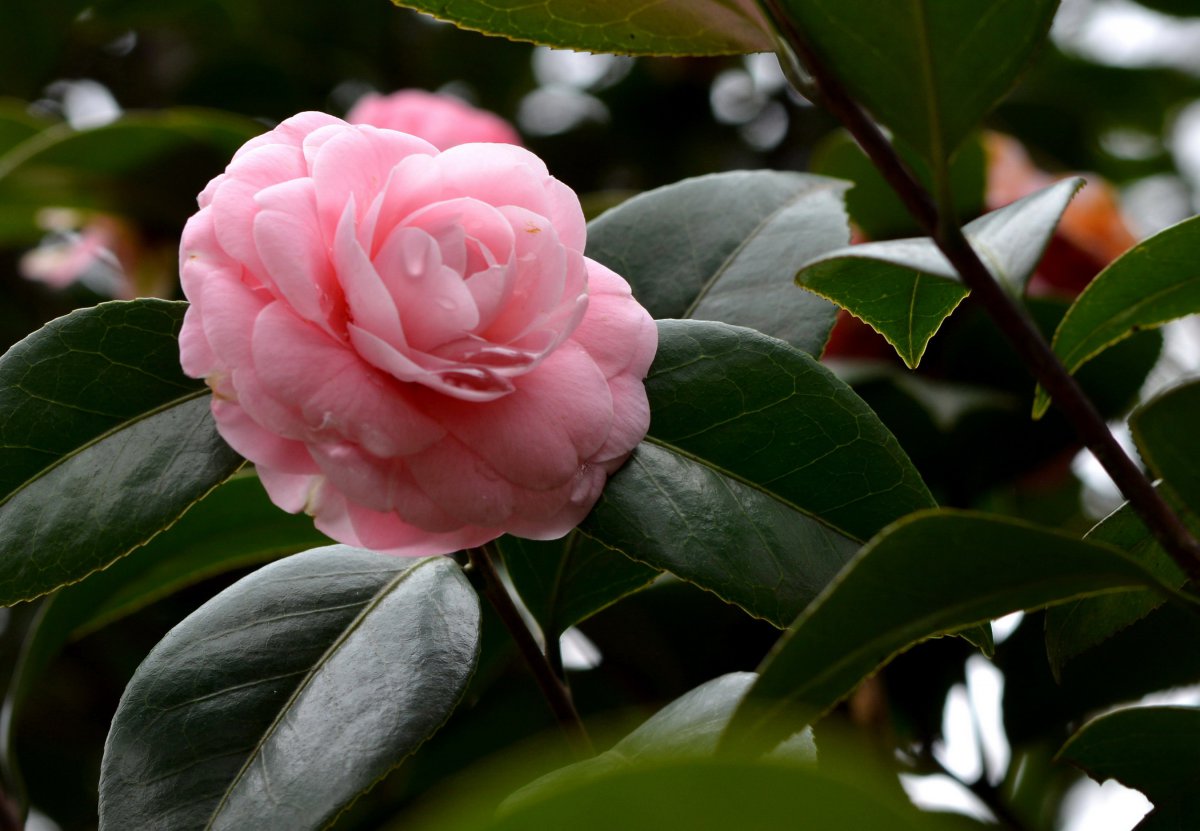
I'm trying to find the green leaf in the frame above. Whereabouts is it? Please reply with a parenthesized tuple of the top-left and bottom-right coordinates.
(810, 130, 986, 241)
(388, 0, 770, 56)
(508, 673, 814, 810)
(797, 178, 1081, 367)
(1132, 380, 1200, 516)
(580, 320, 934, 627)
(722, 510, 1179, 755)
(0, 108, 261, 244)
(586, 170, 849, 356)
(487, 759, 928, 831)
(0, 300, 243, 605)
(1044, 496, 1188, 678)
(778, 0, 1059, 162)
(99, 546, 479, 831)
(498, 532, 659, 640)
(3, 473, 331, 765)
(1059, 706, 1200, 831)
(1034, 215, 1200, 418)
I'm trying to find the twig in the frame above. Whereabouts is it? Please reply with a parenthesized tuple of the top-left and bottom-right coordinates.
(758, 0, 1200, 584)
(467, 543, 593, 756)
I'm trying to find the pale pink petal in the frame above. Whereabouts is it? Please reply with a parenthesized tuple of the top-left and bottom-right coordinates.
(333, 200, 404, 349)
(308, 126, 437, 236)
(373, 225, 479, 350)
(250, 303, 445, 456)
(569, 259, 658, 379)
(406, 435, 518, 526)
(253, 177, 344, 335)
(416, 341, 612, 490)
(347, 90, 521, 150)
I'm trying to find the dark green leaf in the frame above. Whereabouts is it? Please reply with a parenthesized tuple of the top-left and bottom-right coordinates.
(0, 300, 243, 605)
(1132, 380, 1200, 516)
(810, 130, 986, 241)
(1045, 495, 1189, 677)
(580, 320, 933, 626)
(388, 0, 771, 56)
(1059, 706, 1200, 831)
(0, 102, 45, 156)
(99, 546, 479, 831)
(1035, 215, 1200, 418)
(778, 0, 1059, 162)
(498, 532, 659, 640)
(3, 473, 331, 764)
(0, 108, 261, 244)
(797, 179, 1081, 367)
(723, 510, 1179, 755)
(587, 170, 849, 356)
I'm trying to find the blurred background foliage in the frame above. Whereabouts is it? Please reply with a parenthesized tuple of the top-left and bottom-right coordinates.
(3, 0, 1200, 828)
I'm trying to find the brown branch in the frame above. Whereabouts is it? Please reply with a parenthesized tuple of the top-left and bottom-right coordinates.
(758, 0, 1200, 583)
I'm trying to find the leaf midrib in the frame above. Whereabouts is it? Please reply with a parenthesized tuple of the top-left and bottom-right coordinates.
(681, 179, 843, 320)
(0, 387, 212, 510)
(204, 557, 437, 829)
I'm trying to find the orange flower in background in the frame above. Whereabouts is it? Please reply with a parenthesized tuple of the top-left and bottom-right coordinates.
(984, 132, 1136, 298)
(822, 132, 1139, 361)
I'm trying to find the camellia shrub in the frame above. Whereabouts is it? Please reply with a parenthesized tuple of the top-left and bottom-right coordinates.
(2, 1, 1199, 829)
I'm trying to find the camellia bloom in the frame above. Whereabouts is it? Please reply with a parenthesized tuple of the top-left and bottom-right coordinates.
(347, 89, 521, 150)
(179, 112, 656, 555)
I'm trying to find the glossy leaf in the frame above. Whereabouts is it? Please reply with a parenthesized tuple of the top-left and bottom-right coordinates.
(810, 130, 986, 241)
(0, 108, 261, 244)
(1059, 706, 1200, 831)
(580, 320, 933, 626)
(1132, 380, 1200, 515)
(1044, 496, 1188, 677)
(778, 0, 1059, 162)
(99, 546, 479, 831)
(587, 170, 849, 356)
(797, 178, 1081, 367)
(499, 532, 659, 640)
(0, 300, 243, 605)
(722, 510, 1179, 754)
(388, 0, 770, 56)
(1034, 215, 1200, 417)
(4, 472, 331, 761)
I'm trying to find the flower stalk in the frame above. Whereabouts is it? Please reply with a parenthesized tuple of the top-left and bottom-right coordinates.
(467, 543, 594, 756)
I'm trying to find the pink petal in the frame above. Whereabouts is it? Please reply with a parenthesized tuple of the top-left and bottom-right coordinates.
(250, 302, 445, 457)
(253, 177, 344, 336)
(414, 340, 612, 490)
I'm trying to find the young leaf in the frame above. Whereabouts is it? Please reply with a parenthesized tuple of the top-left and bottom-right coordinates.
(0, 300, 243, 605)
(586, 170, 849, 356)
(797, 178, 1082, 367)
(99, 546, 479, 831)
(580, 320, 933, 627)
(1034, 215, 1200, 418)
(388, 0, 771, 56)
(1059, 706, 1200, 831)
(3, 472, 331, 766)
(722, 510, 1181, 755)
(1132, 380, 1200, 516)
(498, 532, 659, 641)
(777, 0, 1059, 163)
(1044, 496, 1188, 678)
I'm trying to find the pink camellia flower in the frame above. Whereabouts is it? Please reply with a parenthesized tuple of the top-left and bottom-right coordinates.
(347, 90, 521, 150)
(179, 112, 656, 556)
